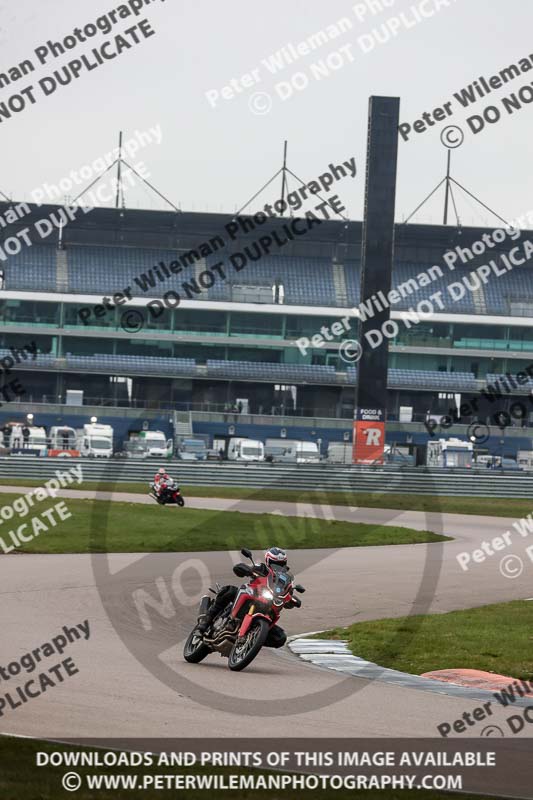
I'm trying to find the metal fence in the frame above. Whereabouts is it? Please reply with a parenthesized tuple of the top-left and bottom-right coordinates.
(1, 457, 532, 498)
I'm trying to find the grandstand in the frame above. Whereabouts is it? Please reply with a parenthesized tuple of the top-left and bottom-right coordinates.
(0, 201, 532, 453)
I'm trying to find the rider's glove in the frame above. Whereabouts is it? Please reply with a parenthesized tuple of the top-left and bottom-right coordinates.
(285, 596, 301, 609)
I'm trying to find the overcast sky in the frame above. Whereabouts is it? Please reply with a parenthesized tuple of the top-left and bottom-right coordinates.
(1, 0, 532, 227)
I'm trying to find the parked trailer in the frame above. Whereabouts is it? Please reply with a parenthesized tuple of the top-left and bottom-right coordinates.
(265, 439, 320, 463)
(8, 424, 48, 455)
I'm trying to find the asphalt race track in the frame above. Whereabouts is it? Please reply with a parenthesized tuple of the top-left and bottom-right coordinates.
(0, 487, 531, 740)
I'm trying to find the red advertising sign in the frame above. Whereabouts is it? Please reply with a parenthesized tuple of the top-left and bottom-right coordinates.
(352, 420, 385, 464)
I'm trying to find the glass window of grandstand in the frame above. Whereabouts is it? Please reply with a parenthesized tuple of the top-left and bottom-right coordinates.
(229, 312, 283, 338)
(143, 305, 172, 333)
(499, 325, 533, 352)
(226, 346, 281, 363)
(394, 322, 451, 348)
(63, 302, 116, 330)
(115, 339, 171, 358)
(63, 337, 114, 356)
(174, 309, 226, 336)
(309, 350, 327, 366)
(392, 353, 454, 372)
(0, 333, 56, 355)
(0, 299, 59, 327)
(451, 323, 510, 351)
(285, 315, 342, 341)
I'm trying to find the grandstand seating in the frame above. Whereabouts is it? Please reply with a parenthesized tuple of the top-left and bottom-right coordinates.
(392, 264, 475, 314)
(5, 244, 533, 318)
(64, 353, 196, 376)
(65, 245, 183, 294)
(0, 350, 56, 367)
(206, 359, 340, 383)
(205, 254, 339, 306)
(388, 369, 478, 390)
(2, 348, 481, 392)
(484, 269, 533, 315)
(344, 260, 361, 306)
(486, 373, 533, 391)
(4, 246, 56, 291)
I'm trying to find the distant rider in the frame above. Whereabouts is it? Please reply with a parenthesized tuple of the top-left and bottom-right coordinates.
(197, 547, 297, 648)
(153, 466, 172, 497)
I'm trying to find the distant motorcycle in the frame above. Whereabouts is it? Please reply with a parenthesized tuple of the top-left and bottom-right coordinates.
(184, 548, 305, 671)
(149, 480, 185, 507)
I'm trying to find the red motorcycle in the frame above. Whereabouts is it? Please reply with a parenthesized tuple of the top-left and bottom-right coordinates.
(149, 480, 185, 507)
(183, 548, 305, 671)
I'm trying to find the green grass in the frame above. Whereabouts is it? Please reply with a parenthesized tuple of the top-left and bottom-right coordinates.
(0, 736, 503, 800)
(0, 493, 447, 554)
(320, 600, 533, 680)
(3, 479, 529, 518)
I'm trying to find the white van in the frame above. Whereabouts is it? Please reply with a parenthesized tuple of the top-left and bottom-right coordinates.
(516, 451, 533, 470)
(227, 437, 264, 462)
(327, 442, 353, 464)
(76, 423, 113, 458)
(131, 430, 172, 458)
(177, 438, 207, 461)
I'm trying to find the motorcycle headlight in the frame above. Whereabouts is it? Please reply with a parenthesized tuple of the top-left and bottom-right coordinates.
(261, 589, 274, 601)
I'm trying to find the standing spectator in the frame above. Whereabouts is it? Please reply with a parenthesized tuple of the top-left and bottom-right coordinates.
(11, 424, 22, 448)
(0, 270, 5, 290)
(237, 400, 243, 414)
(22, 426, 30, 448)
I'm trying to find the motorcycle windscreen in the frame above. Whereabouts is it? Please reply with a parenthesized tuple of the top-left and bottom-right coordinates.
(268, 565, 293, 599)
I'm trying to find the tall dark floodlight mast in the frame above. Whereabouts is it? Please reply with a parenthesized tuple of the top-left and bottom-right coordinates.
(353, 96, 400, 464)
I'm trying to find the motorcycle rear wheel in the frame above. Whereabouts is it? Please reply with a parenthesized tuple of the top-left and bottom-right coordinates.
(228, 618, 269, 671)
(183, 627, 210, 663)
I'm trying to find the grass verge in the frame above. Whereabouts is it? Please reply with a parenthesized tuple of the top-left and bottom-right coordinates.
(0, 736, 502, 800)
(0, 493, 447, 554)
(2, 479, 530, 518)
(319, 600, 533, 679)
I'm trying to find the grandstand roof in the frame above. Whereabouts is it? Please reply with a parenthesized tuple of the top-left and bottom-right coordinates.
(0, 201, 527, 259)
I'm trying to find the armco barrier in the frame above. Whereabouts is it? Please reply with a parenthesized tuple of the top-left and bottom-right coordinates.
(0, 457, 532, 498)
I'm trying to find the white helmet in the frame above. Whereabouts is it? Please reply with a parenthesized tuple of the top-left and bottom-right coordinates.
(265, 547, 287, 568)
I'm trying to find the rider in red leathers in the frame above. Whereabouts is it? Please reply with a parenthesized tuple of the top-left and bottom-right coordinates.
(153, 467, 171, 498)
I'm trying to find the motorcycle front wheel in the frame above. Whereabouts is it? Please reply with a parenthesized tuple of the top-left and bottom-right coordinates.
(177, 496, 185, 507)
(228, 618, 269, 671)
(183, 627, 210, 663)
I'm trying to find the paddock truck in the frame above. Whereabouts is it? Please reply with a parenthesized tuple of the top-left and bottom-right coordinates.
(148, 480, 185, 507)
(183, 548, 305, 671)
